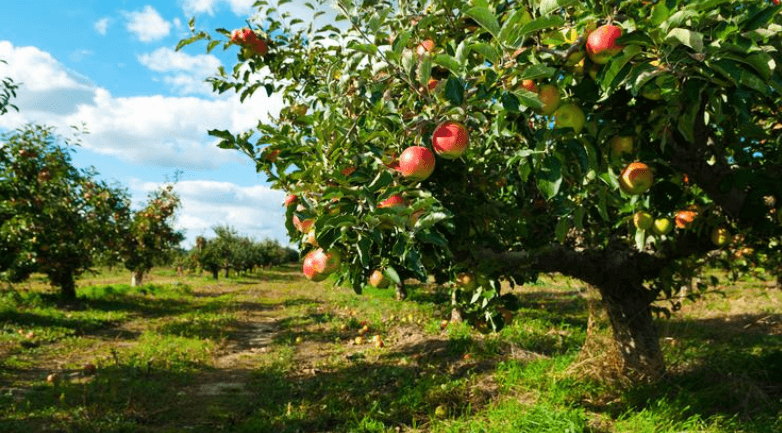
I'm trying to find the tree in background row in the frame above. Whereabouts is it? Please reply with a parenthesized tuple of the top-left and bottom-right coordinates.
(121, 183, 185, 286)
(0, 125, 130, 299)
(192, 225, 297, 280)
(183, 0, 781, 380)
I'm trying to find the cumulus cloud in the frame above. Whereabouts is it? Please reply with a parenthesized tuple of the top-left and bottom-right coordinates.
(132, 179, 288, 247)
(94, 17, 110, 35)
(181, 0, 256, 16)
(0, 41, 283, 169)
(123, 6, 172, 42)
(137, 47, 221, 95)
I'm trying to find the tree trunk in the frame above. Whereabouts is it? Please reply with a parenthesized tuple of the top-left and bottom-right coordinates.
(395, 282, 407, 300)
(58, 272, 77, 300)
(212, 268, 219, 280)
(598, 284, 665, 381)
(131, 270, 144, 287)
(224, 267, 230, 278)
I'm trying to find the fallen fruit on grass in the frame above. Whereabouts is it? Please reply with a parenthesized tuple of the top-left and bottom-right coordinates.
(435, 405, 448, 418)
(46, 373, 59, 384)
(355, 336, 366, 345)
(374, 339, 384, 348)
(441, 319, 449, 329)
(358, 325, 369, 335)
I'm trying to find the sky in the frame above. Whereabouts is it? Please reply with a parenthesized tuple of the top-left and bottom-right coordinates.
(0, 0, 332, 248)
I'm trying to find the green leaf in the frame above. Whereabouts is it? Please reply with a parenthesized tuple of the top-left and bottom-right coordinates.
(444, 77, 464, 105)
(357, 235, 371, 268)
(414, 211, 448, 231)
(635, 229, 647, 250)
(512, 89, 543, 110)
(520, 64, 557, 80)
(665, 28, 704, 53)
(392, 30, 411, 56)
(555, 217, 568, 244)
(464, 7, 501, 39)
(518, 16, 565, 37)
(601, 44, 642, 90)
(537, 156, 562, 200)
(539, 0, 577, 16)
(650, 2, 670, 26)
(433, 54, 461, 75)
(418, 54, 433, 88)
(384, 266, 401, 285)
(470, 43, 500, 64)
(501, 92, 520, 112)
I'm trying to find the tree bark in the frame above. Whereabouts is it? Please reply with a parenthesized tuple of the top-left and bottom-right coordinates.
(131, 270, 144, 287)
(395, 282, 407, 300)
(212, 268, 219, 280)
(598, 283, 666, 381)
(58, 272, 76, 300)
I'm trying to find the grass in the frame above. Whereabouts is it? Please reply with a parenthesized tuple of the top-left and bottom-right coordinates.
(0, 266, 780, 432)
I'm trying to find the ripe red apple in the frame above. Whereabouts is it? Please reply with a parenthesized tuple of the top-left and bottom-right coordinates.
(293, 215, 314, 233)
(416, 39, 435, 56)
(427, 78, 439, 92)
(609, 136, 633, 158)
(675, 210, 698, 229)
(537, 84, 561, 115)
(369, 269, 389, 288)
(378, 194, 405, 209)
(399, 146, 436, 181)
(586, 24, 623, 64)
(619, 162, 653, 195)
(302, 248, 341, 281)
(284, 194, 298, 207)
(520, 79, 538, 93)
(633, 211, 654, 231)
(554, 103, 586, 133)
(652, 218, 673, 235)
(432, 121, 470, 159)
(711, 227, 730, 247)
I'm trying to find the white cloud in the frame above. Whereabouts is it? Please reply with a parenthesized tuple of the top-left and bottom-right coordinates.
(132, 179, 288, 247)
(123, 6, 172, 42)
(137, 47, 221, 95)
(181, 0, 256, 16)
(94, 17, 110, 35)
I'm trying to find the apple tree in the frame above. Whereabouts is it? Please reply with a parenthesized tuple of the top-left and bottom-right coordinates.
(120, 183, 185, 286)
(180, 0, 782, 380)
(0, 60, 18, 116)
(0, 125, 131, 299)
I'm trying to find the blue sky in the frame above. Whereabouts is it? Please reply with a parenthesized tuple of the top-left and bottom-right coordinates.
(0, 0, 323, 248)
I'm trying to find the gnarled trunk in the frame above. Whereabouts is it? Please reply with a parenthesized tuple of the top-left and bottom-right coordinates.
(598, 283, 665, 381)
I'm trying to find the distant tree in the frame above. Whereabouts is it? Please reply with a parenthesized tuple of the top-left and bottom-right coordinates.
(0, 125, 130, 298)
(120, 184, 185, 286)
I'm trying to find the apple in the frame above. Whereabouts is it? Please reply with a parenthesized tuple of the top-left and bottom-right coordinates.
(369, 269, 389, 288)
(378, 194, 405, 209)
(302, 248, 341, 281)
(537, 84, 561, 115)
(652, 218, 673, 235)
(399, 146, 436, 181)
(293, 216, 314, 233)
(609, 136, 633, 158)
(432, 121, 470, 159)
(355, 336, 366, 345)
(520, 79, 538, 93)
(427, 78, 439, 92)
(675, 210, 698, 229)
(304, 229, 318, 246)
(455, 272, 477, 290)
(291, 104, 308, 117)
(586, 24, 623, 64)
(554, 103, 586, 133)
(711, 227, 730, 247)
(633, 211, 654, 231)
(264, 148, 280, 162)
(619, 162, 654, 195)
(374, 338, 385, 348)
(416, 39, 435, 56)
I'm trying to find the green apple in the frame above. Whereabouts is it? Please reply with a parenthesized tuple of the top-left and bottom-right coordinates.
(536, 84, 561, 115)
(610, 136, 633, 158)
(619, 162, 654, 195)
(554, 103, 586, 134)
(633, 211, 654, 231)
(711, 227, 730, 247)
(652, 218, 673, 235)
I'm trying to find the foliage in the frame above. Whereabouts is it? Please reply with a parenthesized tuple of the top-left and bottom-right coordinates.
(0, 125, 130, 298)
(0, 59, 18, 116)
(119, 183, 185, 279)
(181, 0, 782, 377)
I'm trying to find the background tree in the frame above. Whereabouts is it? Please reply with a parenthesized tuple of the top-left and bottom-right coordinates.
(121, 183, 185, 286)
(0, 125, 130, 299)
(182, 0, 782, 380)
(0, 59, 18, 116)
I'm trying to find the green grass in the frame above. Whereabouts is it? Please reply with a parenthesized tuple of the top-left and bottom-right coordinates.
(0, 266, 780, 432)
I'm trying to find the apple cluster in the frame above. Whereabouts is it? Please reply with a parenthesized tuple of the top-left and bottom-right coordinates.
(230, 28, 268, 57)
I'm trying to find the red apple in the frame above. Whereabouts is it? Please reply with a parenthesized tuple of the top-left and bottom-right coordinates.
(416, 39, 435, 56)
(293, 215, 314, 233)
(399, 146, 436, 181)
(586, 24, 623, 64)
(379, 194, 405, 209)
(427, 78, 439, 92)
(432, 121, 470, 159)
(284, 194, 298, 207)
(619, 162, 653, 195)
(537, 84, 561, 115)
(553, 103, 586, 133)
(675, 210, 698, 229)
(520, 79, 538, 93)
(369, 269, 389, 288)
(302, 248, 341, 281)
